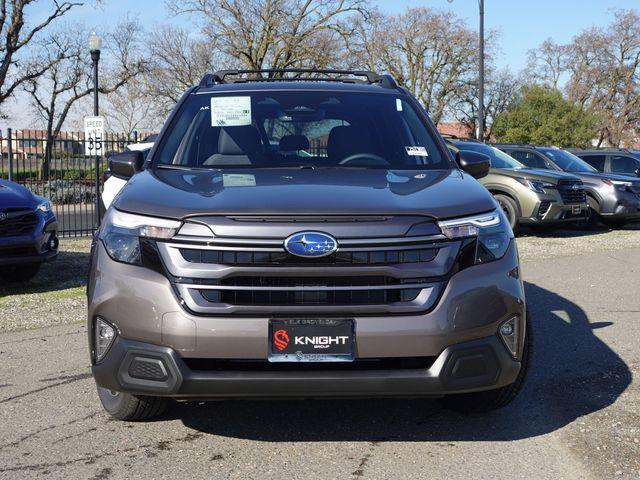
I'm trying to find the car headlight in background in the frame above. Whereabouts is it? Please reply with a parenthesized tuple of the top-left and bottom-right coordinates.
(603, 179, 633, 192)
(100, 208, 181, 265)
(515, 178, 555, 194)
(438, 209, 513, 264)
(36, 199, 52, 213)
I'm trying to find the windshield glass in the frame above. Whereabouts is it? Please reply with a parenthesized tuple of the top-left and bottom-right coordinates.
(538, 148, 597, 173)
(153, 91, 449, 170)
(453, 142, 524, 169)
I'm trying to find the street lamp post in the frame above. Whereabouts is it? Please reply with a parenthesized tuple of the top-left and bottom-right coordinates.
(89, 32, 102, 116)
(89, 32, 102, 227)
(448, 0, 485, 142)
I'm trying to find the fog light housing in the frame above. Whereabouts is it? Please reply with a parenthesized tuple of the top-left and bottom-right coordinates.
(498, 316, 519, 359)
(95, 317, 116, 363)
(48, 235, 59, 251)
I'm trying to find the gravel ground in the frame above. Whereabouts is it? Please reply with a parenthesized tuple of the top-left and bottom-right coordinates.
(1, 224, 639, 333)
(0, 238, 89, 332)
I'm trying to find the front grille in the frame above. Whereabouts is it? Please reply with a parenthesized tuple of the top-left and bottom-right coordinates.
(197, 276, 425, 306)
(0, 210, 38, 237)
(180, 247, 438, 265)
(183, 357, 436, 371)
(156, 218, 453, 315)
(558, 181, 586, 204)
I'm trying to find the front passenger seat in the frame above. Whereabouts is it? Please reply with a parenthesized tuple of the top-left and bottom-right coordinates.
(204, 126, 265, 166)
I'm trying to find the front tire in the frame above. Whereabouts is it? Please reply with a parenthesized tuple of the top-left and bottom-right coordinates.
(96, 386, 170, 421)
(443, 310, 532, 413)
(493, 194, 519, 233)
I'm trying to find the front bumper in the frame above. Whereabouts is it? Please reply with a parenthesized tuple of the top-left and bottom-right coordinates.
(88, 239, 526, 398)
(0, 218, 58, 266)
(92, 334, 521, 398)
(520, 199, 588, 225)
(598, 190, 640, 221)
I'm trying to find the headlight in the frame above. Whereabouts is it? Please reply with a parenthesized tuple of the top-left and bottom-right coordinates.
(515, 178, 554, 193)
(438, 209, 513, 264)
(36, 199, 52, 213)
(100, 208, 181, 265)
(604, 179, 632, 192)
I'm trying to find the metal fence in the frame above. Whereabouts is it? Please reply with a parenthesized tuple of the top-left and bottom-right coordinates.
(0, 129, 144, 237)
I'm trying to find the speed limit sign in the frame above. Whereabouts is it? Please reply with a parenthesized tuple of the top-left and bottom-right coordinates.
(84, 116, 105, 155)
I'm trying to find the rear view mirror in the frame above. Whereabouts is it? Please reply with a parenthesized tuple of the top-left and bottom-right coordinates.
(108, 151, 145, 180)
(456, 150, 491, 179)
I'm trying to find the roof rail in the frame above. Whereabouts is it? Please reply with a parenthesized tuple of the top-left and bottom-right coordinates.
(199, 69, 398, 89)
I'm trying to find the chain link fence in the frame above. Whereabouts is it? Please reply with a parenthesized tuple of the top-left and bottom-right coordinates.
(0, 129, 148, 237)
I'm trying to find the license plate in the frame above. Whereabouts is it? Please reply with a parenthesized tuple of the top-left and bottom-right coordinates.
(269, 318, 355, 362)
(572, 206, 582, 214)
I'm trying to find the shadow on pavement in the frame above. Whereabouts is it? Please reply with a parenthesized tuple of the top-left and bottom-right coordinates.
(177, 281, 631, 441)
(0, 249, 89, 297)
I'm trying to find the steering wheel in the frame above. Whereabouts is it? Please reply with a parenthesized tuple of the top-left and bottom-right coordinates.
(339, 153, 390, 167)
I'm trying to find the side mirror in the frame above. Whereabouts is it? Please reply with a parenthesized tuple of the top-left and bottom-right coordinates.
(456, 150, 491, 179)
(108, 151, 144, 180)
(635, 168, 640, 177)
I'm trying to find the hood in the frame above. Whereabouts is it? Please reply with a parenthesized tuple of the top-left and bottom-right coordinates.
(114, 168, 496, 220)
(574, 171, 640, 185)
(0, 179, 37, 209)
(491, 167, 580, 183)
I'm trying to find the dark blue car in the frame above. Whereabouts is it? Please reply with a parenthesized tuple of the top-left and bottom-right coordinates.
(0, 179, 58, 281)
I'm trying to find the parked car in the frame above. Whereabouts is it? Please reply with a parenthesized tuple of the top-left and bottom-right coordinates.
(89, 68, 530, 421)
(494, 144, 640, 228)
(447, 138, 587, 232)
(570, 149, 640, 178)
(101, 137, 155, 214)
(0, 179, 58, 281)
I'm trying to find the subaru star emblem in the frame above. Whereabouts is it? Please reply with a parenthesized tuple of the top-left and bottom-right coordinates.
(284, 231, 338, 258)
(0, 212, 6, 221)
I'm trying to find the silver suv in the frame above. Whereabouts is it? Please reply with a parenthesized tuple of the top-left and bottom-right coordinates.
(88, 69, 530, 420)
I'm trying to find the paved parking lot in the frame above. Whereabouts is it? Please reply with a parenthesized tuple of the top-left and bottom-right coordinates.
(0, 225, 639, 479)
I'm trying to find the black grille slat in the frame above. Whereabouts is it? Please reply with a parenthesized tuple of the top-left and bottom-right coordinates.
(180, 247, 438, 266)
(0, 211, 38, 237)
(558, 181, 586, 204)
(198, 275, 425, 306)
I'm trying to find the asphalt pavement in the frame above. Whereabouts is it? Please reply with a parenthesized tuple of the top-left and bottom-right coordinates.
(0, 247, 638, 479)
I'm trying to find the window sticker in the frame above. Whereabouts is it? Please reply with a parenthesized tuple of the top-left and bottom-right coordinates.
(405, 146, 428, 156)
(211, 96, 252, 127)
(223, 173, 256, 187)
(396, 98, 403, 111)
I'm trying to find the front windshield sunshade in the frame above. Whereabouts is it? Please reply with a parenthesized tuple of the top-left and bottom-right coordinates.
(154, 91, 449, 170)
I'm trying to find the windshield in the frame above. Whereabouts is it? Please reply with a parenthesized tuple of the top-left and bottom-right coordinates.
(538, 148, 597, 173)
(153, 90, 449, 170)
(453, 142, 525, 169)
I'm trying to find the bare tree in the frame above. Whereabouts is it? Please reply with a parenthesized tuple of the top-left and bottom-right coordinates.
(526, 39, 568, 89)
(450, 68, 522, 139)
(168, 0, 365, 72)
(24, 18, 149, 178)
(102, 78, 161, 138)
(348, 7, 480, 125)
(0, 0, 82, 113)
(528, 10, 640, 147)
(143, 25, 219, 114)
